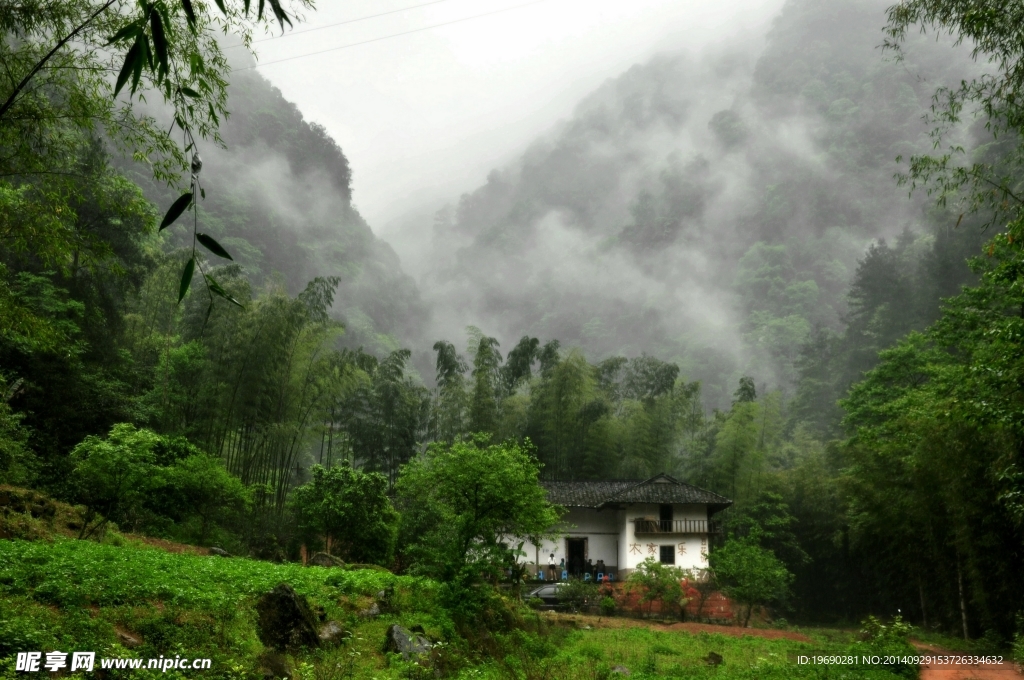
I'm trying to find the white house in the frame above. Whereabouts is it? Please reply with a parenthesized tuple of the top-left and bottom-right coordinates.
(524, 474, 732, 579)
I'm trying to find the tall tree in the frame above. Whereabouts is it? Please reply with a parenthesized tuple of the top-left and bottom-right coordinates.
(468, 335, 501, 436)
(430, 340, 468, 444)
(290, 464, 398, 565)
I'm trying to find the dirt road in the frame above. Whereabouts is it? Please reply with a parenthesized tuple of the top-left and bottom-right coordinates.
(913, 644, 1022, 680)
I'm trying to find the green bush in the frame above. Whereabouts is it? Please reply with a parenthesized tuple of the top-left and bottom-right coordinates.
(290, 465, 397, 565)
(709, 537, 793, 627)
(69, 423, 160, 537)
(855, 616, 918, 679)
(558, 578, 599, 613)
(625, 557, 686, 618)
(599, 596, 616, 616)
(395, 437, 561, 627)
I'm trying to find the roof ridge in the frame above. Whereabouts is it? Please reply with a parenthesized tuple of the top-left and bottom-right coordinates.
(540, 478, 667, 484)
(539, 475, 732, 508)
(599, 475, 671, 506)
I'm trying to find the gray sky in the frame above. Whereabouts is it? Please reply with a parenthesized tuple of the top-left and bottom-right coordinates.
(246, 0, 785, 232)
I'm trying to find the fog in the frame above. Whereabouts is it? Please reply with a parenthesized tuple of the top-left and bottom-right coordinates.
(248, 0, 786, 228)
(229, 0, 979, 407)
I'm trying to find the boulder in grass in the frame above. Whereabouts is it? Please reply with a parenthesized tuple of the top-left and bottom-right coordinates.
(611, 666, 631, 676)
(706, 652, 723, 666)
(383, 624, 431, 661)
(209, 546, 231, 557)
(256, 583, 321, 652)
(307, 552, 345, 568)
(318, 621, 347, 647)
(116, 630, 143, 648)
(376, 585, 395, 613)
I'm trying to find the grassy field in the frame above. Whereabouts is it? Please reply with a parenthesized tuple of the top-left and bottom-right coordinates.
(0, 538, 443, 679)
(0, 534, 923, 680)
(450, 620, 919, 680)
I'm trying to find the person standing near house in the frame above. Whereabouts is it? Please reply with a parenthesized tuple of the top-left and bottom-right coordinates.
(548, 553, 556, 580)
(587, 558, 594, 579)
(559, 557, 565, 578)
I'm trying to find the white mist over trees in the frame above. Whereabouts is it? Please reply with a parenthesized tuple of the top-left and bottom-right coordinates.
(122, 64, 426, 358)
(399, 0, 982, 407)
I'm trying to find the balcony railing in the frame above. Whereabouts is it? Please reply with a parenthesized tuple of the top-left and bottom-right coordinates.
(632, 518, 721, 535)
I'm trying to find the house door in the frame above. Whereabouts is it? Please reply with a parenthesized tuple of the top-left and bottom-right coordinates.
(566, 538, 587, 577)
(659, 504, 673, 532)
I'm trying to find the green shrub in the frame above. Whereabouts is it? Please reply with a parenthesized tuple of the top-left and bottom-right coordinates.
(709, 537, 793, 627)
(558, 578, 599, 613)
(290, 465, 397, 566)
(625, 558, 685, 618)
(599, 596, 616, 616)
(855, 616, 918, 679)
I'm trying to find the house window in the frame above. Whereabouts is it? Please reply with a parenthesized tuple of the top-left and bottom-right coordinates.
(659, 545, 675, 564)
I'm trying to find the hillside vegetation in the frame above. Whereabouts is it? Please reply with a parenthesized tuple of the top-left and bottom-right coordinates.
(0, 528, 920, 680)
(2, 0, 1024, 663)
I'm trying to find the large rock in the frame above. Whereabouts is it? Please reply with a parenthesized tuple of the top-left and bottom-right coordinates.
(383, 624, 431, 661)
(318, 621, 347, 647)
(307, 552, 344, 568)
(116, 630, 143, 648)
(376, 585, 395, 613)
(256, 584, 320, 652)
(209, 547, 231, 557)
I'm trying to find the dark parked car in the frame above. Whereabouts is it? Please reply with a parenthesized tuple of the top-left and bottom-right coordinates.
(526, 583, 567, 606)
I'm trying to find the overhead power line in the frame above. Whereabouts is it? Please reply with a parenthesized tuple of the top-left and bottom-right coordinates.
(234, 0, 547, 71)
(226, 0, 455, 48)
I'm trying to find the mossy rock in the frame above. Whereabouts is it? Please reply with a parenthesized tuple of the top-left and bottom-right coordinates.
(343, 563, 390, 572)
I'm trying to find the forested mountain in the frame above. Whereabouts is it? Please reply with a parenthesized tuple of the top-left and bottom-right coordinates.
(409, 0, 984, 408)
(124, 66, 426, 354)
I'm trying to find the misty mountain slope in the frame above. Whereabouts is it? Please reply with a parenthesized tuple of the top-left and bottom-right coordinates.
(407, 0, 981, 407)
(127, 69, 426, 355)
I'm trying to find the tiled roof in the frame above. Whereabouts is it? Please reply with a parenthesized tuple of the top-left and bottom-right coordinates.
(540, 480, 638, 507)
(541, 474, 731, 510)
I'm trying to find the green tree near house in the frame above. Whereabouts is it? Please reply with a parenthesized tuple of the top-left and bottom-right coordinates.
(709, 536, 793, 627)
(625, 557, 687, 619)
(395, 436, 561, 618)
(290, 464, 398, 566)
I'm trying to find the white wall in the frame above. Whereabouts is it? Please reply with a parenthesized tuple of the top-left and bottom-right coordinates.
(524, 507, 622, 572)
(522, 504, 713, 576)
(618, 503, 710, 573)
